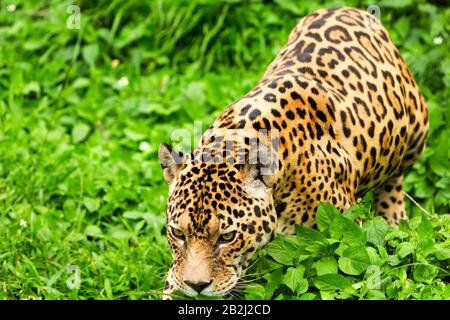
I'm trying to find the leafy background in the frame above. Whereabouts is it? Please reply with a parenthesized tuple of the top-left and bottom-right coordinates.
(0, 0, 448, 299)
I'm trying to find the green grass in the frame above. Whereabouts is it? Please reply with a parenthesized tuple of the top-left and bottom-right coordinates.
(0, 0, 448, 299)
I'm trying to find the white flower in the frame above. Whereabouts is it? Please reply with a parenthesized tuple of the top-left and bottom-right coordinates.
(433, 36, 443, 45)
(7, 4, 16, 12)
(19, 219, 27, 228)
(139, 141, 151, 153)
(116, 76, 129, 88)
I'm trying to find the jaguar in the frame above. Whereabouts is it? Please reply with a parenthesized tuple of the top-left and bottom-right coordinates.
(158, 7, 428, 299)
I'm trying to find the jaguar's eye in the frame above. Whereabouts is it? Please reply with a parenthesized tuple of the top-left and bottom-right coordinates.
(171, 227, 185, 240)
(218, 231, 237, 244)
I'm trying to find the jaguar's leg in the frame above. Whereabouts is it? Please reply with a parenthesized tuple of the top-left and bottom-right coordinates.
(374, 173, 407, 226)
(161, 270, 176, 300)
(276, 184, 355, 234)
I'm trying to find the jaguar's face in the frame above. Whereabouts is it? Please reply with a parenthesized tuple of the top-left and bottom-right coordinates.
(159, 143, 278, 297)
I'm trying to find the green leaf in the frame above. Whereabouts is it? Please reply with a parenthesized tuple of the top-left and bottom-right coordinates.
(413, 180, 434, 198)
(397, 242, 415, 258)
(108, 227, 132, 240)
(22, 81, 41, 95)
(387, 255, 401, 266)
(394, 16, 410, 40)
(83, 197, 100, 212)
(427, 101, 445, 134)
(73, 77, 90, 89)
(417, 215, 433, 240)
(385, 228, 409, 240)
(282, 266, 308, 294)
(413, 264, 439, 282)
(428, 133, 450, 176)
(379, 0, 413, 8)
(367, 290, 386, 300)
(295, 224, 326, 242)
(273, 0, 304, 14)
(330, 215, 365, 245)
(245, 284, 266, 300)
(320, 290, 335, 300)
(363, 217, 388, 246)
(338, 246, 371, 275)
(298, 293, 316, 300)
(316, 202, 339, 231)
(184, 82, 206, 119)
(418, 239, 435, 257)
(104, 278, 113, 299)
(316, 256, 338, 275)
(313, 274, 355, 293)
(377, 245, 388, 260)
(294, 279, 309, 296)
(265, 268, 284, 299)
(366, 247, 383, 266)
(72, 123, 91, 143)
(123, 128, 146, 141)
(266, 238, 296, 266)
(444, 284, 450, 300)
(342, 203, 366, 221)
(85, 225, 103, 237)
(433, 245, 450, 261)
(82, 44, 99, 67)
(123, 211, 144, 220)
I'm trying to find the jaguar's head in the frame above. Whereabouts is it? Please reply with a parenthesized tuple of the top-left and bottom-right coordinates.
(158, 139, 278, 297)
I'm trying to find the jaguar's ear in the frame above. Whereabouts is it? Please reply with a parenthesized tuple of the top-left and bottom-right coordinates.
(159, 143, 184, 185)
(242, 143, 278, 190)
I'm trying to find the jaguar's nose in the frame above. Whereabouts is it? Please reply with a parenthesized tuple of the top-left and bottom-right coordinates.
(184, 280, 212, 294)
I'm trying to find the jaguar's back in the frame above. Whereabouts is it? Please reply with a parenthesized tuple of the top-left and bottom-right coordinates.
(264, 7, 428, 172)
(211, 7, 428, 228)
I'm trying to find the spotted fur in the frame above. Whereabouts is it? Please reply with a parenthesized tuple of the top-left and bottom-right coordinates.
(159, 7, 428, 299)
